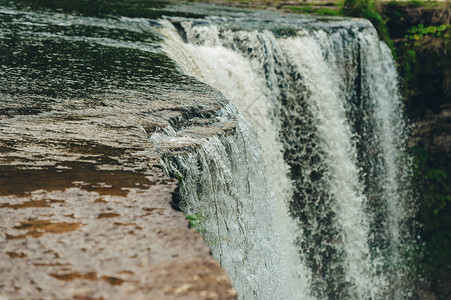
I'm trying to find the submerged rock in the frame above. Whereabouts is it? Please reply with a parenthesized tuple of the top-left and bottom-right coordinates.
(0, 3, 238, 298)
(0, 96, 237, 300)
(0, 92, 237, 300)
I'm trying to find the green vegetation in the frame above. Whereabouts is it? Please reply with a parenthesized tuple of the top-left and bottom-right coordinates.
(406, 24, 451, 54)
(186, 213, 207, 235)
(341, 0, 395, 53)
(386, 0, 442, 8)
(385, 3, 451, 291)
(396, 21, 450, 117)
(407, 24, 450, 39)
(287, 0, 396, 54)
(380, 2, 451, 295)
(173, 170, 185, 182)
(411, 147, 451, 276)
(412, 147, 451, 224)
(286, 5, 341, 16)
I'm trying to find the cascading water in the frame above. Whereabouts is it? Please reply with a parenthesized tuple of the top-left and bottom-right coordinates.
(158, 14, 415, 300)
(0, 1, 418, 299)
(157, 112, 310, 299)
(160, 20, 311, 300)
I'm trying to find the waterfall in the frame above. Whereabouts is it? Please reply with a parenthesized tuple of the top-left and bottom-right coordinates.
(159, 20, 311, 300)
(157, 114, 310, 299)
(158, 15, 414, 300)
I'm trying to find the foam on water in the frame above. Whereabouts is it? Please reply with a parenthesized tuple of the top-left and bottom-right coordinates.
(159, 17, 415, 300)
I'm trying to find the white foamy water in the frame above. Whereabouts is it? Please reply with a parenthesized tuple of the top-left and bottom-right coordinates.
(160, 20, 311, 300)
(158, 17, 414, 300)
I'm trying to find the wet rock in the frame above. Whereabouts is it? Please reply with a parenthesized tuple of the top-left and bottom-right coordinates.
(434, 269, 451, 300)
(0, 123, 236, 299)
(410, 103, 451, 153)
(0, 78, 237, 300)
(0, 4, 241, 298)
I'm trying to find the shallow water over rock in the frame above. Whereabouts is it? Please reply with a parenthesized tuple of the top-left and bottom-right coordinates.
(0, 1, 417, 299)
(0, 1, 243, 299)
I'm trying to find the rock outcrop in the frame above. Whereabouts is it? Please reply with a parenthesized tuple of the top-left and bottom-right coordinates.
(410, 103, 451, 153)
(0, 89, 237, 299)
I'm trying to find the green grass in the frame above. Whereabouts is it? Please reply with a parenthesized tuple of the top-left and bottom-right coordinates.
(286, 5, 341, 16)
(186, 214, 207, 235)
(385, 0, 443, 8)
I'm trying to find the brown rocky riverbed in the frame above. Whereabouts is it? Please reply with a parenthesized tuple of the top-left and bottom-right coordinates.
(0, 90, 237, 300)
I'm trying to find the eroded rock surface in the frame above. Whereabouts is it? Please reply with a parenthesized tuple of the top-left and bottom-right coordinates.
(0, 92, 237, 299)
(0, 93, 237, 300)
(410, 103, 451, 153)
(0, 3, 237, 298)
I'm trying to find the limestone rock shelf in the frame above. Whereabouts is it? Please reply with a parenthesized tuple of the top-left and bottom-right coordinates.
(0, 92, 237, 299)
